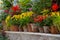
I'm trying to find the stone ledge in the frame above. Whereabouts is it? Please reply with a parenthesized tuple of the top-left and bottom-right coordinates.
(5, 31, 60, 37)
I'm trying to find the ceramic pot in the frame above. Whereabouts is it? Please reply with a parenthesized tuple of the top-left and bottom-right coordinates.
(27, 23, 38, 32)
(23, 26, 28, 32)
(50, 26, 58, 34)
(19, 27, 23, 32)
(38, 27, 44, 33)
(2, 20, 8, 31)
(10, 25, 19, 31)
(43, 26, 49, 33)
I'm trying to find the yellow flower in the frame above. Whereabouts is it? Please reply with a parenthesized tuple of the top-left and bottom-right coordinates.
(56, 12, 60, 16)
(51, 12, 56, 16)
(20, 11, 34, 19)
(5, 15, 11, 23)
(12, 15, 20, 19)
(20, 15, 23, 19)
(27, 11, 34, 16)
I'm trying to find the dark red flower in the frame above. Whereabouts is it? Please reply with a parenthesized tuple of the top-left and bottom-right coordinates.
(52, 3, 59, 11)
(11, 5, 20, 12)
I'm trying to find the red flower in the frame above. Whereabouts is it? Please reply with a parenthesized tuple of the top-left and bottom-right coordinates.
(34, 15, 43, 22)
(52, 3, 59, 11)
(11, 5, 20, 12)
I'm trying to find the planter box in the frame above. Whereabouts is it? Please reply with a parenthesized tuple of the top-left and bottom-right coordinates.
(5, 31, 60, 40)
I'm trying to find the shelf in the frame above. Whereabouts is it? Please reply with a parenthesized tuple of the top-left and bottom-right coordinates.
(5, 31, 60, 37)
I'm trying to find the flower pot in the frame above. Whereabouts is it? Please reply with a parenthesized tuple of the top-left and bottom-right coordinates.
(2, 20, 8, 31)
(19, 27, 23, 32)
(10, 25, 19, 31)
(23, 26, 28, 32)
(27, 23, 38, 32)
(38, 27, 44, 33)
(50, 26, 58, 34)
(43, 26, 49, 33)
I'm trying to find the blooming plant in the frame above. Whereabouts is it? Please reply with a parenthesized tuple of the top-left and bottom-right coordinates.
(52, 3, 59, 11)
(34, 15, 46, 27)
(5, 11, 34, 27)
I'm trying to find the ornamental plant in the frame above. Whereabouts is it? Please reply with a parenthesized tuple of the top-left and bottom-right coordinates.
(5, 15, 20, 27)
(19, 16, 32, 27)
(19, 0, 32, 12)
(52, 15, 60, 32)
(32, 0, 52, 14)
(2, 0, 13, 9)
(19, 11, 34, 27)
(9, 5, 21, 16)
(43, 16, 53, 26)
(34, 15, 46, 27)
(52, 3, 59, 11)
(5, 11, 34, 27)
(0, 12, 8, 22)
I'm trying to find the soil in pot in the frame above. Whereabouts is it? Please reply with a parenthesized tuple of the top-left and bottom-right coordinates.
(38, 27, 44, 33)
(10, 25, 19, 31)
(43, 26, 50, 33)
(27, 23, 38, 32)
(50, 26, 59, 34)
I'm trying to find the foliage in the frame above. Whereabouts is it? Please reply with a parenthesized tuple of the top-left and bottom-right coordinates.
(5, 11, 34, 27)
(19, 0, 32, 12)
(43, 16, 53, 26)
(5, 15, 20, 26)
(20, 16, 32, 27)
(0, 33, 8, 40)
(32, 0, 52, 14)
(0, 12, 8, 22)
(52, 15, 60, 32)
(0, 23, 3, 30)
(2, 0, 13, 9)
(34, 15, 46, 27)
(41, 9, 50, 15)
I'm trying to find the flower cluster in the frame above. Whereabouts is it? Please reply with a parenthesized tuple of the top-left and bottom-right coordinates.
(34, 15, 46, 22)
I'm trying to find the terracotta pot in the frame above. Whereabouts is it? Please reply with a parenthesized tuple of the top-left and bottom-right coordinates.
(23, 26, 28, 32)
(38, 27, 44, 33)
(50, 26, 58, 34)
(19, 27, 23, 32)
(27, 23, 38, 32)
(10, 25, 19, 31)
(43, 26, 49, 33)
(2, 20, 8, 31)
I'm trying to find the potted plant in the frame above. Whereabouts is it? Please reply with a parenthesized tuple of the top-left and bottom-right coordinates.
(19, 11, 34, 32)
(0, 12, 8, 31)
(34, 15, 47, 33)
(32, 0, 52, 15)
(5, 15, 21, 31)
(43, 16, 52, 33)
(19, 16, 31, 32)
(52, 15, 60, 34)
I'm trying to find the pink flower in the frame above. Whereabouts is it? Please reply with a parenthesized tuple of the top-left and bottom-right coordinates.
(29, 8, 32, 11)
